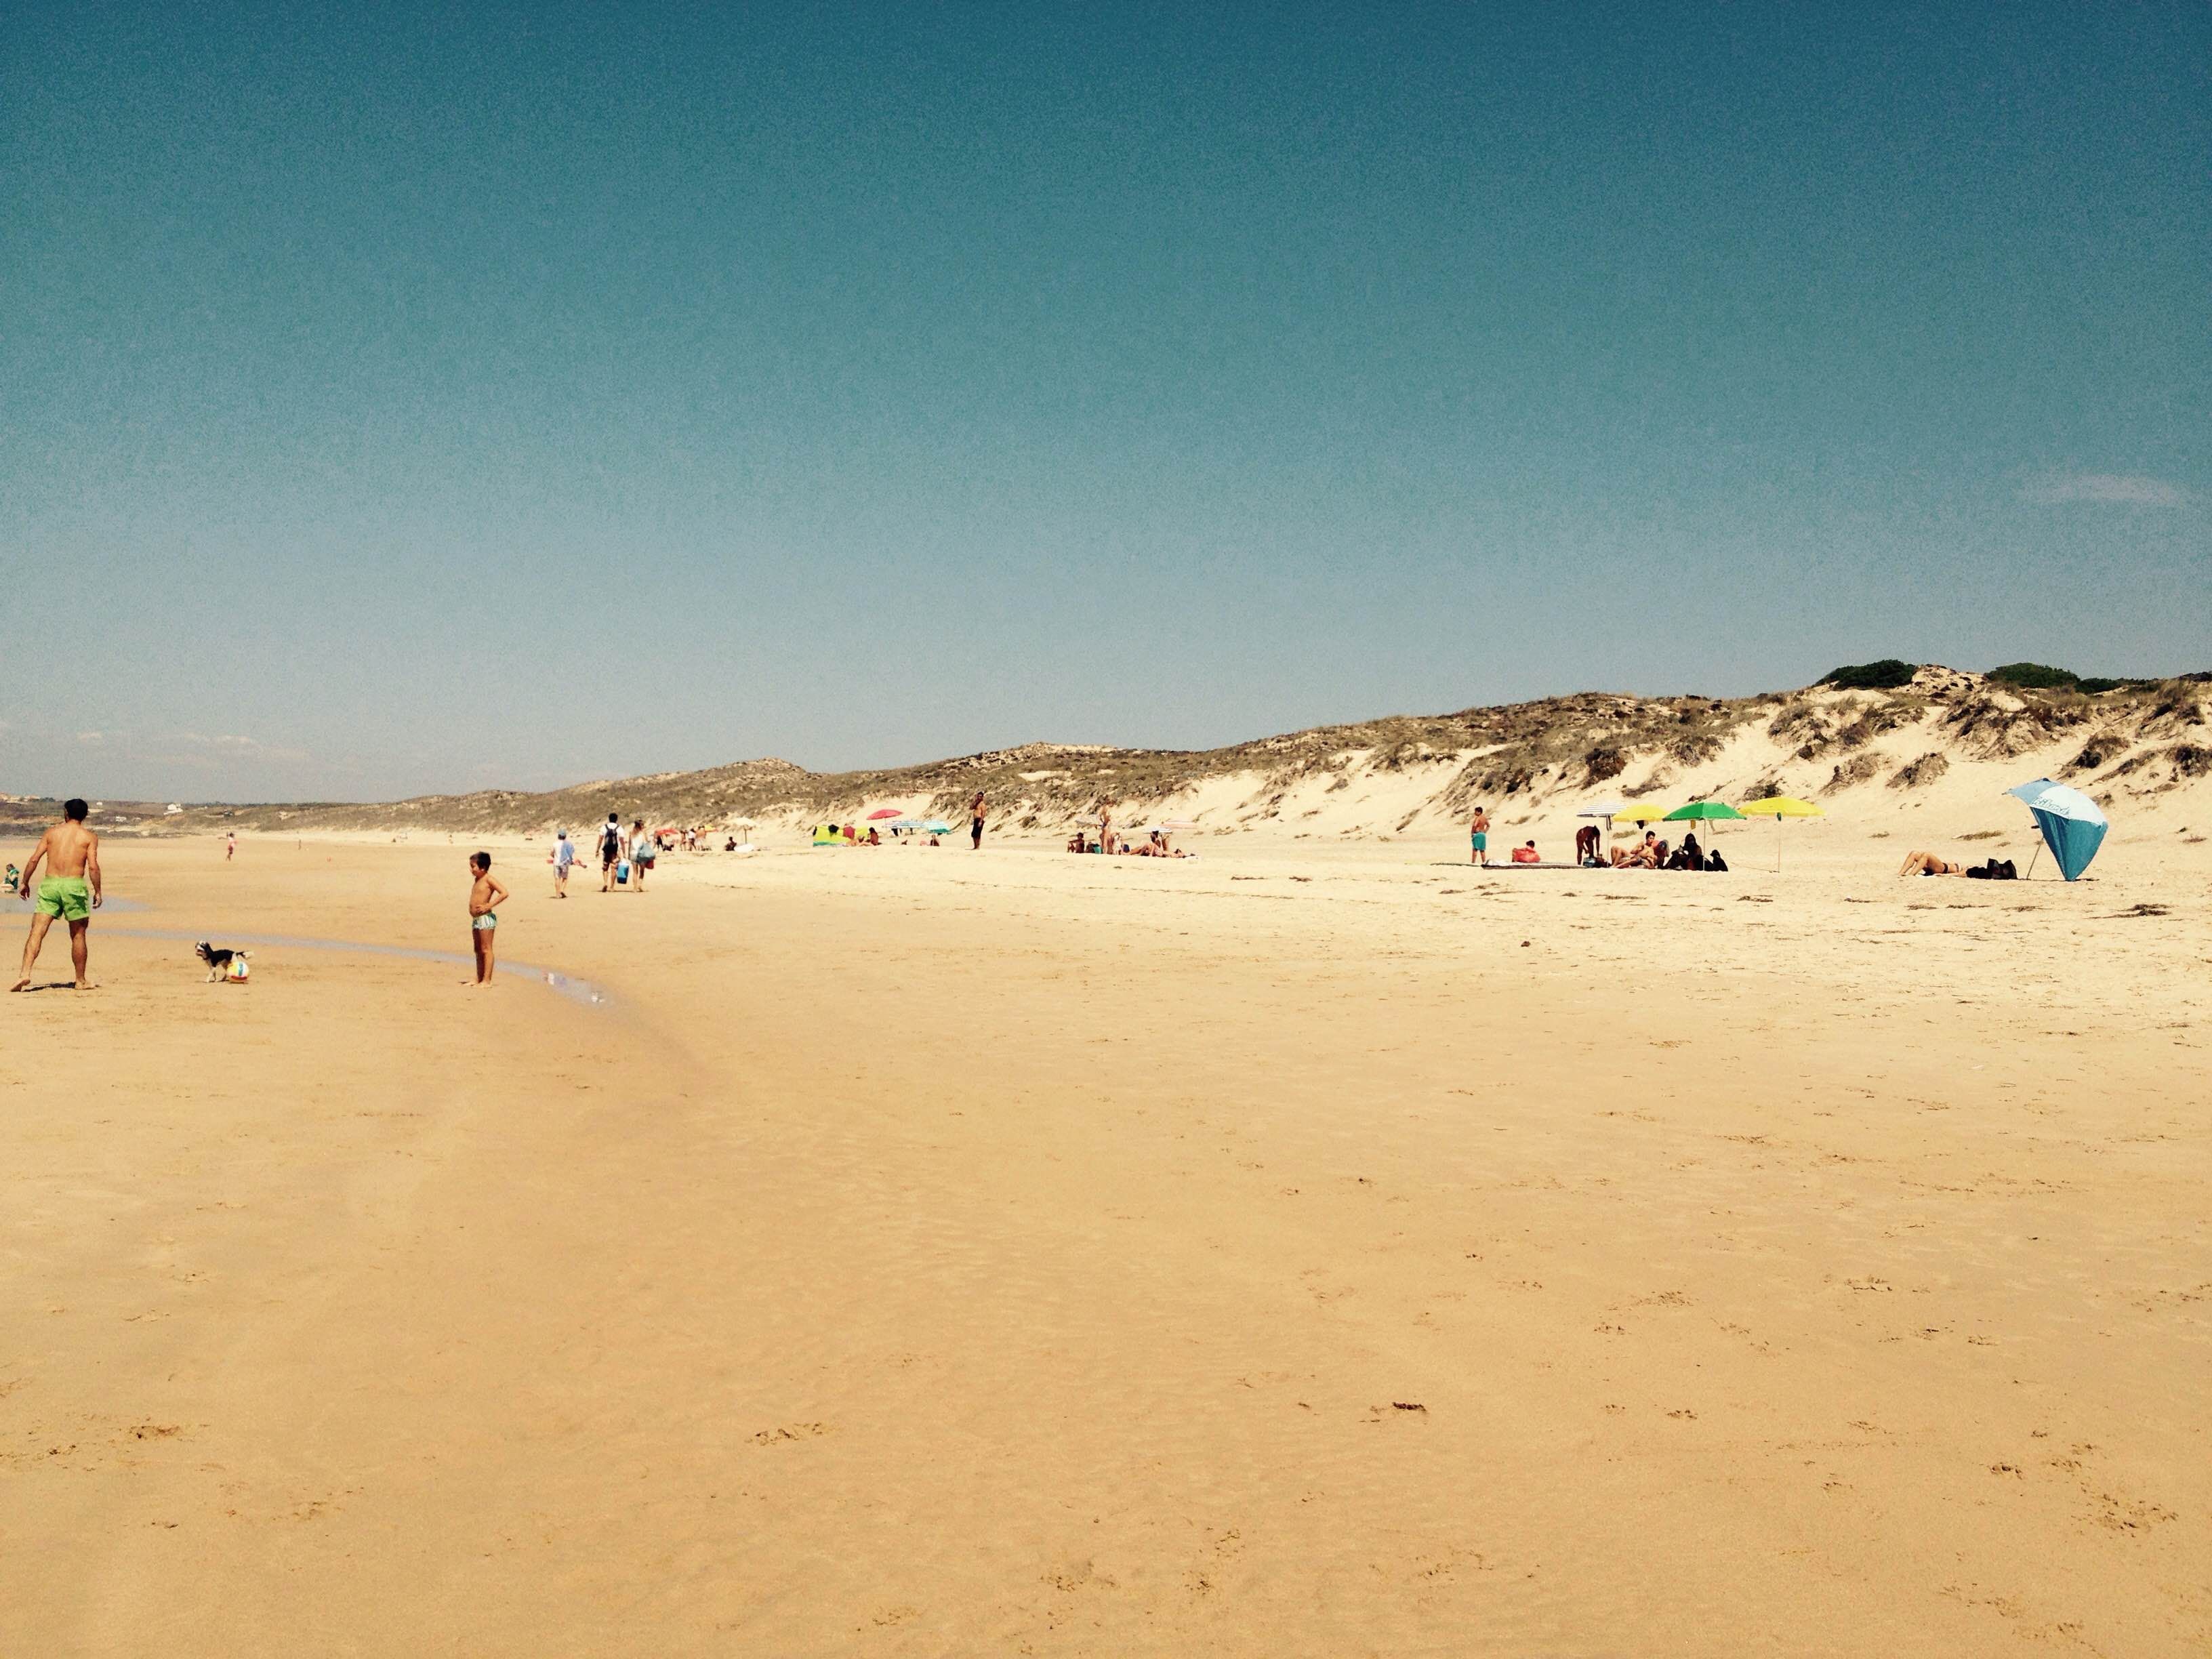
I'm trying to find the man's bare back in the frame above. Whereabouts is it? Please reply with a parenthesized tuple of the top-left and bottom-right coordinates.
(13, 800, 102, 991)
(37, 822, 97, 880)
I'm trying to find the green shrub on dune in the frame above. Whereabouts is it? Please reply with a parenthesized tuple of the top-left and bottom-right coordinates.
(1819, 659, 1918, 691)
(1988, 662, 2081, 689)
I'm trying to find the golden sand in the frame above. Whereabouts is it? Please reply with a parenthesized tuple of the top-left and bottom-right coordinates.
(3, 835, 2207, 1654)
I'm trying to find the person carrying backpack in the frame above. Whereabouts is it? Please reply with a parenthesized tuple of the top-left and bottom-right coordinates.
(598, 814, 624, 892)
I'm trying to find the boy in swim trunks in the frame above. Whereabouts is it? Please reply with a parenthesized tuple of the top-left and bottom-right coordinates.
(1469, 806, 1491, 867)
(466, 851, 508, 986)
(12, 797, 102, 991)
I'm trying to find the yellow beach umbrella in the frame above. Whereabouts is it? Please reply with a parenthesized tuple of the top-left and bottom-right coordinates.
(1736, 796, 1824, 871)
(1613, 803, 1673, 825)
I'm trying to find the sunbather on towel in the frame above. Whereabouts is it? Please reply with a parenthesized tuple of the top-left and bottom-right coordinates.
(1898, 851, 1969, 876)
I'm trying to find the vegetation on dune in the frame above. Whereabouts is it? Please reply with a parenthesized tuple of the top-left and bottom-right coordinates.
(1820, 659, 1918, 691)
(1987, 662, 2156, 694)
(1988, 662, 2081, 690)
(54, 663, 2212, 838)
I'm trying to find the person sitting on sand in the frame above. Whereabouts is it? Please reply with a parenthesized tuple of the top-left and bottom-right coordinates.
(1681, 832, 1704, 872)
(1898, 851, 1970, 877)
(3, 864, 17, 896)
(1706, 846, 1728, 873)
(1511, 841, 1540, 864)
(1612, 832, 1662, 869)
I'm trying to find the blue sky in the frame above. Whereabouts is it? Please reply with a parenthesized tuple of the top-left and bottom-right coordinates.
(3, 2, 2205, 801)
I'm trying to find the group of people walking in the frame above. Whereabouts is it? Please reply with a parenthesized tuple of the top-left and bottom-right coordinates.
(544, 815, 663, 899)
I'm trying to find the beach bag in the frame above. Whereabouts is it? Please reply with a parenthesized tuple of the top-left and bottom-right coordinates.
(617, 860, 631, 884)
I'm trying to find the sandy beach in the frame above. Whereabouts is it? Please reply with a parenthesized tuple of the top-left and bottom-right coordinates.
(4, 831, 2207, 1655)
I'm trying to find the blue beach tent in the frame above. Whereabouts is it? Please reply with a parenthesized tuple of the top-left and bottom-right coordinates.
(2006, 779, 2108, 881)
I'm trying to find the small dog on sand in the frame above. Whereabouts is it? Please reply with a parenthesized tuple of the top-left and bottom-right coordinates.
(194, 942, 251, 982)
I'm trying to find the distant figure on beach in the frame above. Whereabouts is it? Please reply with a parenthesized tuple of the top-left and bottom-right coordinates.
(226, 832, 237, 861)
(1706, 847, 1729, 873)
(1574, 824, 1600, 865)
(1097, 802, 1115, 855)
(1511, 840, 1540, 864)
(3, 864, 17, 897)
(12, 798, 102, 991)
(552, 830, 575, 898)
(466, 851, 508, 985)
(599, 814, 623, 892)
(1469, 806, 1490, 866)
(1898, 851, 1969, 877)
(970, 792, 987, 850)
(630, 819, 653, 889)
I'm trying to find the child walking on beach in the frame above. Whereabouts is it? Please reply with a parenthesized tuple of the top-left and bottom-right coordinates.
(466, 851, 508, 986)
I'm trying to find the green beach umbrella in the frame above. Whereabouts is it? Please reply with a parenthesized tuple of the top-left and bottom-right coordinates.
(1661, 800, 1742, 865)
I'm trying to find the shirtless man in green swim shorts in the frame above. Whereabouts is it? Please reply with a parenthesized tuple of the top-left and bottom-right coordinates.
(12, 797, 102, 991)
(466, 851, 509, 987)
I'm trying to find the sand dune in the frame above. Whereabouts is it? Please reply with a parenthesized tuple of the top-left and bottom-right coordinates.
(104, 663, 2211, 852)
(3, 825, 2206, 1654)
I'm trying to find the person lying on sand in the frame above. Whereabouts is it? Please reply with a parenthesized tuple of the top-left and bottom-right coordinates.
(1611, 833, 1664, 869)
(1898, 851, 1970, 877)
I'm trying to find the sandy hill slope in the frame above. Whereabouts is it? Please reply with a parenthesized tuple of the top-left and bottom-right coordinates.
(117, 665, 2212, 844)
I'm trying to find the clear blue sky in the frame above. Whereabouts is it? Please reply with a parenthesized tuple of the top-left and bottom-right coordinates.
(3, 2, 2205, 801)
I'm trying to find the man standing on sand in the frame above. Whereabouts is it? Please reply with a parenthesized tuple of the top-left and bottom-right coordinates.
(466, 851, 508, 985)
(598, 813, 623, 892)
(1469, 805, 1491, 867)
(12, 797, 102, 991)
(552, 829, 575, 898)
(970, 792, 987, 851)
